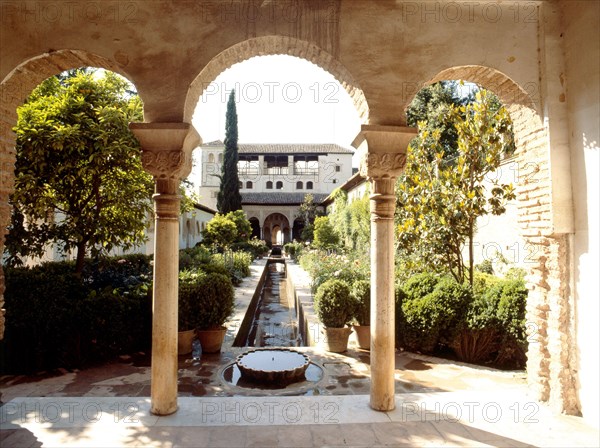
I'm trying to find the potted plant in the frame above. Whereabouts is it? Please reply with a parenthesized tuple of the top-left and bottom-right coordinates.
(314, 279, 354, 353)
(351, 280, 371, 350)
(195, 271, 235, 353)
(178, 270, 204, 355)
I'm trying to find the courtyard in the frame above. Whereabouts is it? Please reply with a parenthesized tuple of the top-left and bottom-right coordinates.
(1, 259, 598, 447)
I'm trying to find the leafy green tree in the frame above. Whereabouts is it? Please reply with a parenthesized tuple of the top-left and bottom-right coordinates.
(296, 193, 322, 241)
(406, 81, 468, 162)
(407, 81, 515, 161)
(396, 89, 516, 286)
(347, 193, 370, 252)
(217, 90, 242, 213)
(227, 209, 252, 243)
(201, 213, 238, 250)
(201, 210, 251, 249)
(5, 70, 153, 273)
(313, 216, 339, 250)
(328, 187, 370, 253)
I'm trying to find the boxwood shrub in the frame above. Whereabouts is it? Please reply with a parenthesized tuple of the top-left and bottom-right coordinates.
(351, 279, 370, 326)
(194, 272, 235, 330)
(1, 257, 151, 374)
(397, 275, 472, 354)
(314, 279, 354, 328)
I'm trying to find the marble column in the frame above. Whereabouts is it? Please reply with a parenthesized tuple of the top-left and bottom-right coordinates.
(130, 123, 199, 416)
(359, 125, 417, 412)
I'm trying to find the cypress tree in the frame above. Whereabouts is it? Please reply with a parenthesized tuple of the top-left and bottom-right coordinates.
(217, 90, 242, 213)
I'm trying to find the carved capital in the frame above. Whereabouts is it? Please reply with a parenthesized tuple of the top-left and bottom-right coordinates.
(360, 152, 407, 179)
(357, 125, 417, 180)
(130, 122, 200, 182)
(142, 149, 191, 181)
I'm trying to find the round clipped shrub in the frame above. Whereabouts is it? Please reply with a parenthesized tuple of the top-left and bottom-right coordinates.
(486, 278, 528, 368)
(398, 276, 472, 353)
(196, 272, 235, 330)
(179, 270, 207, 331)
(451, 278, 528, 368)
(314, 279, 353, 328)
(351, 280, 371, 326)
(179, 270, 235, 331)
(402, 272, 440, 300)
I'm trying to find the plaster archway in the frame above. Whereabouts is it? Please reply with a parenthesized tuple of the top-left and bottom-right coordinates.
(0, 49, 147, 338)
(413, 65, 577, 414)
(184, 35, 369, 124)
(263, 213, 290, 246)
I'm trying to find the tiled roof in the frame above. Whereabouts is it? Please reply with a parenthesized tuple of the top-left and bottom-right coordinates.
(202, 140, 354, 155)
(241, 192, 328, 205)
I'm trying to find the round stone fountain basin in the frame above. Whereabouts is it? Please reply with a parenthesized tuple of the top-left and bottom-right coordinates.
(235, 348, 310, 384)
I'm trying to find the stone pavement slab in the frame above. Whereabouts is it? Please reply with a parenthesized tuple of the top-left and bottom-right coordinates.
(1, 394, 599, 447)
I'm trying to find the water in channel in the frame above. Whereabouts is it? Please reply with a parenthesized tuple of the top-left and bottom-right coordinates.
(245, 262, 303, 347)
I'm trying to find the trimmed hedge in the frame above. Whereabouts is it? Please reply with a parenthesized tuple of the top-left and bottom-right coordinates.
(398, 276, 472, 353)
(2, 257, 152, 374)
(395, 272, 529, 369)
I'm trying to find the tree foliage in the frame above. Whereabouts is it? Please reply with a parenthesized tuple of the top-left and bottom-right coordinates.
(296, 193, 322, 241)
(396, 89, 516, 286)
(406, 81, 469, 161)
(202, 210, 252, 250)
(5, 70, 153, 273)
(312, 215, 339, 250)
(217, 90, 242, 213)
(327, 187, 370, 253)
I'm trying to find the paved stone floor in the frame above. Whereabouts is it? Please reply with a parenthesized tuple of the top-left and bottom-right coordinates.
(1, 348, 599, 447)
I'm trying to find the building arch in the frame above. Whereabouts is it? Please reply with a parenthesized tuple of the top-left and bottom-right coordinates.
(412, 65, 575, 413)
(0, 50, 147, 337)
(263, 213, 291, 245)
(184, 36, 369, 124)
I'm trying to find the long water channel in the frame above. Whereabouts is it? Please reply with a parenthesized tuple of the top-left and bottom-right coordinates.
(243, 262, 304, 347)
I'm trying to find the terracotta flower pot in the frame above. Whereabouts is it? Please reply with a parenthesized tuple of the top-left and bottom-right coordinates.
(196, 326, 227, 353)
(353, 324, 371, 350)
(178, 329, 196, 355)
(322, 326, 353, 353)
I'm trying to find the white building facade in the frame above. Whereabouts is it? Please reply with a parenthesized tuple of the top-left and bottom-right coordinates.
(195, 141, 354, 244)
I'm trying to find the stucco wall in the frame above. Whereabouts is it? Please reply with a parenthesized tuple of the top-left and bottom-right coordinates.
(468, 157, 527, 273)
(561, 1, 600, 428)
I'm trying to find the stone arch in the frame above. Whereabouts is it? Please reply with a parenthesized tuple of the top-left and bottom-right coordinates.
(183, 35, 369, 124)
(263, 213, 290, 246)
(415, 65, 577, 414)
(0, 49, 146, 338)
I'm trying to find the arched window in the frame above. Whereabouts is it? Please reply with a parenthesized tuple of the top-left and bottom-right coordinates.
(218, 153, 223, 163)
(306, 181, 314, 190)
(208, 153, 215, 163)
(246, 181, 253, 189)
(276, 181, 283, 190)
(266, 181, 273, 189)
(239, 181, 243, 188)
(296, 181, 303, 190)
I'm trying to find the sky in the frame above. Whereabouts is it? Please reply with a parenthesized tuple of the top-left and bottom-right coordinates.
(191, 55, 362, 147)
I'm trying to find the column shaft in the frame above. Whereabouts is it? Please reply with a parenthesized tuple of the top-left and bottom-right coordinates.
(150, 192, 180, 415)
(369, 181, 396, 411)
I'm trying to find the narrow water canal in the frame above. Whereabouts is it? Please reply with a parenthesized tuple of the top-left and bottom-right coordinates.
(245, 262, 303, 347)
